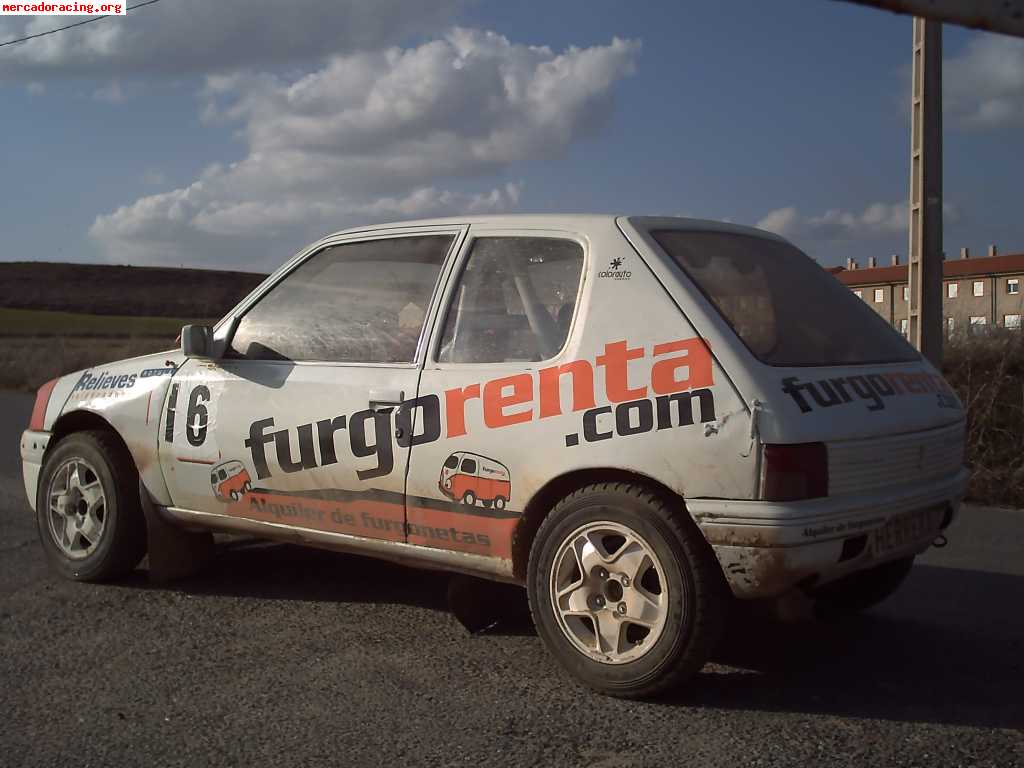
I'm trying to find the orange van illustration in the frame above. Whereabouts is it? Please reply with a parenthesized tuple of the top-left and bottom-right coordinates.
(439, 452, 511, 510)
(210, 460, 252, 502)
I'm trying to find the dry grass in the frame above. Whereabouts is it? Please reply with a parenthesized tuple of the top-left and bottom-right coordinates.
(0, 336, 175, 392)
(943, 330, 1024, 508)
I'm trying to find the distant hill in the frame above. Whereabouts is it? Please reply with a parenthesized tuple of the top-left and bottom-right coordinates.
(0, 261, 269, 318)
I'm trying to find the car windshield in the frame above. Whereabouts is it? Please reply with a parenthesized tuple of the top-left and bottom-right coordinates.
(651, 230, 920, 367)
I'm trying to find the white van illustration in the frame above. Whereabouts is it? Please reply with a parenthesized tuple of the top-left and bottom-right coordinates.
(210, 460, 252, 503)
(439, 452, 511, 509)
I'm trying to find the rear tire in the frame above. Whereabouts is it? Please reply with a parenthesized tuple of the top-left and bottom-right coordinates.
(812, 556, 914, 620)
(36, 430, 147, 582)
(527, 482, 727, 698)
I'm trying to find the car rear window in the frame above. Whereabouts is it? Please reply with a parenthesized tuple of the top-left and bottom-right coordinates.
(651, 230, 920, 367)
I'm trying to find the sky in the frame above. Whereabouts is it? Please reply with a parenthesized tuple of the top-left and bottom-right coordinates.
(0, 0, 1021, 272)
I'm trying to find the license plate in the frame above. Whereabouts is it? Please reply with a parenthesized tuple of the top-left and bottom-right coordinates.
(871, 506, 944, 557)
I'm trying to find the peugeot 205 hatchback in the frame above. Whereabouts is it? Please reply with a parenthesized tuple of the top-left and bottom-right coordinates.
(21, 215, 967, 697)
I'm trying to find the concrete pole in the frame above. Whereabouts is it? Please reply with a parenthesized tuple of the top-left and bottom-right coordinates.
(907, 17, 943, 365)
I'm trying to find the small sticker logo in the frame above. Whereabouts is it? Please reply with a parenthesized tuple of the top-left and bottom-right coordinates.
(598, 257, 631, 280)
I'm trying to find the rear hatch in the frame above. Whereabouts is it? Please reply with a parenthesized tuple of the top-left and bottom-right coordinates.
(622, 218, 966, 497)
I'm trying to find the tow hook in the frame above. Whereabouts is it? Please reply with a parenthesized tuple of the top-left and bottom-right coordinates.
(933, 534, 948, 549)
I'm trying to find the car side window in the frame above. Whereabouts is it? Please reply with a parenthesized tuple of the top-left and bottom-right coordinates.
(444, 455, 459, 470)
(230, 235, 454, 363)
(460, 458, 477, 474)
(437, 237, 584, 364)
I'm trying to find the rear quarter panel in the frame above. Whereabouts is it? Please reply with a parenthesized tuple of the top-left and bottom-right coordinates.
(406, 219, 758, 565)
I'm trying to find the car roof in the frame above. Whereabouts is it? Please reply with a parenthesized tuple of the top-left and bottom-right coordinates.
(321, 214, 785, 243)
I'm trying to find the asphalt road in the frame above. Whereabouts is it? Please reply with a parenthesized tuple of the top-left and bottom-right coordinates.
(1, 390, 1022, 767)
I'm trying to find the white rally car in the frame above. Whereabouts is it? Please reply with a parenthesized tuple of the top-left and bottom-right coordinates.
(20, 215, 967, 697)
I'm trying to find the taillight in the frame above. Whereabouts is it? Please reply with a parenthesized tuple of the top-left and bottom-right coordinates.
(29, 378, 58, 431)
(762, 442, 828, 501)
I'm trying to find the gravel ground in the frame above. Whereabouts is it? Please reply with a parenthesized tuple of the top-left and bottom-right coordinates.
(1, 390, 1022, 767)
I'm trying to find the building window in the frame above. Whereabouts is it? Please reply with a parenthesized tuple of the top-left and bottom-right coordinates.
(853, 290, 863, 300)
(1005, 314, 1021, 330)
(873, 288, 884, 303)
(969, 316, 987, 334)
(947, 282, 958, 299)
(973, 280, 984, 297)
(1008, 279, 1020, 295)
(900, 318, 908, 337)
(902, 285, 909, 301)
(946, 317, 955, 337)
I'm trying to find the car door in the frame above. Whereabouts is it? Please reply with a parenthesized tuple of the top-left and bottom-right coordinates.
(158, 228, 464, 544)
(403, 229, 588, 564)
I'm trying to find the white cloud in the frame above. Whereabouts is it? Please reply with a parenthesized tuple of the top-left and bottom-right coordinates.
(757, 201, 961, 241)
(90, 29, 639, 267)
(945, 33, 1024, 129)
(0, 0, 461, 79)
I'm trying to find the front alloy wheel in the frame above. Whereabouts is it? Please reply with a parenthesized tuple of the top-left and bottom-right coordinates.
(45, 458, 107, 560)
(36, 430, 146, 581)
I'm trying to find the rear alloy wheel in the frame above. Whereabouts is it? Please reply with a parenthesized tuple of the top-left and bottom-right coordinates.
(37, 431, 146, 582)
(528, 482, 727, 698)
(549, 521, 669, 663)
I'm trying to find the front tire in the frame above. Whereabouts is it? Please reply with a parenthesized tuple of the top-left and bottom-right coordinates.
(527, 482, 727, 698)
(462, 490, 476, 507)
(36, 430, 147, 582)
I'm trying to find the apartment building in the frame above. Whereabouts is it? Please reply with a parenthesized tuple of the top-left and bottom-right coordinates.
(833, 247, 1024, 337)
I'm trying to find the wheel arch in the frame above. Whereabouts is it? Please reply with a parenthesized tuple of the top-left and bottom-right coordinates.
(48, 410, 138, 475)
(510, 467, 691, 582)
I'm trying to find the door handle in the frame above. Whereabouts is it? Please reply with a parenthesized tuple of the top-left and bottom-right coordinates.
(368, 389, 404, 413)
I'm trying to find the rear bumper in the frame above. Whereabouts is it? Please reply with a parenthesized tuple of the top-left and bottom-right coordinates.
(688, 467, 969, 598)
(20, 429, 51, 512)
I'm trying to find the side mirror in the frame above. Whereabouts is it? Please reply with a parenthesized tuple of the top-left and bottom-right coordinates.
(181, 325, 213, 358)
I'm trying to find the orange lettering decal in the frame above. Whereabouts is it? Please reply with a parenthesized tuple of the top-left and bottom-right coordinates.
(444, 384, 481, 438)
(596, 340, 647, 403)
(651, 338, 713, 394)
(483, 374, 534, 428)
(538, 360, 597, 418)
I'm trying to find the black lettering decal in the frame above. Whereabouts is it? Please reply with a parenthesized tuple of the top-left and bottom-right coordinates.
(656, 389, 715, 428)
(828, 378, 854, 403)
(245, 418, 276, 480)
(867, 374, 896, 397)
(809, 380, 843, 408)
(350, 409, 394, 481)
(847, 376, 885, 411)
(164, 383, 179, 442)
(316, 416, 347, 466)
(582, 406, 613, 442)
(396, 394, 442, 448)
(781, 377, 813, 413)
(274, 423, 318, 473)
(615, 398, 654, 436)
(186, 385, 210, 446)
